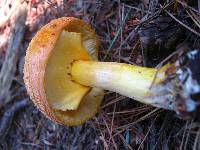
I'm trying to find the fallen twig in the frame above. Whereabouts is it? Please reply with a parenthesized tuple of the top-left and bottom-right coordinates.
(0, 4, 27, 103)
(0, 98, 29, 142)
(0, 0, 24, 28)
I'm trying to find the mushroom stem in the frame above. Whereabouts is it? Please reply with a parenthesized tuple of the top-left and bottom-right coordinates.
(71, 60, 171, 108)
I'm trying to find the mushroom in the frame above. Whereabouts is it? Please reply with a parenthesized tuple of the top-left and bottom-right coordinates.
(24, 17, 196, 126)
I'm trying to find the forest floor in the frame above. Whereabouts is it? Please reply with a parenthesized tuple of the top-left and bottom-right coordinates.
(0, 0, 200, 149)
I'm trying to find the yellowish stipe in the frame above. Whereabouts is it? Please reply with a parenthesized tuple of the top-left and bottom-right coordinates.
(44, 31, 92, 111)
(71, 61, 167, 104)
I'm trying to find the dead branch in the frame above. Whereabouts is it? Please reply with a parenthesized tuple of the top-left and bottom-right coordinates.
(0, 98, 29, 142)
(0, 0, 24, 28)
(0, 4, 27, 103)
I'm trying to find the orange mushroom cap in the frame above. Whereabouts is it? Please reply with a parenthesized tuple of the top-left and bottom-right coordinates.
(24, 17, 104, 126)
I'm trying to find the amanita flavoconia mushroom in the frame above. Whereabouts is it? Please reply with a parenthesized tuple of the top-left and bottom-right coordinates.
(24, 17, 199, 125)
